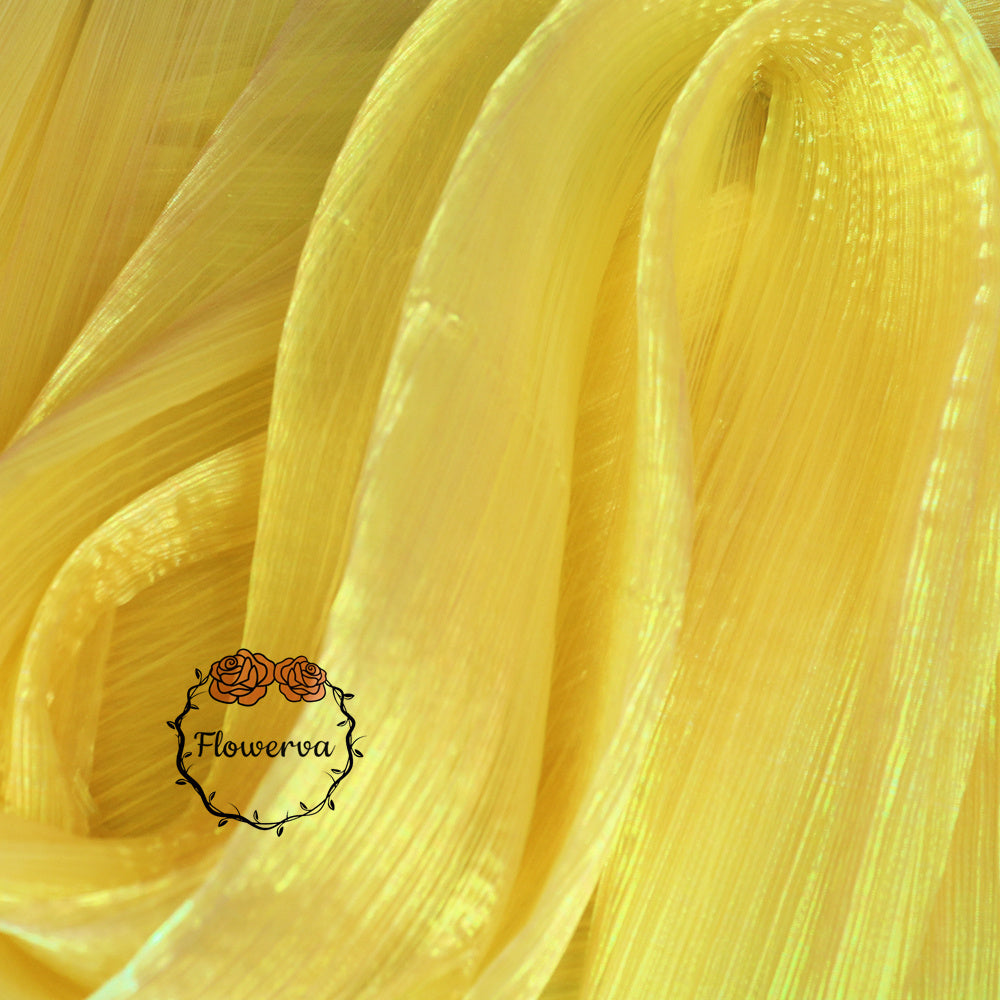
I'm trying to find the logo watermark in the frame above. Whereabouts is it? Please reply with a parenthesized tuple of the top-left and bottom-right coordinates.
(168, 650, 361, 835)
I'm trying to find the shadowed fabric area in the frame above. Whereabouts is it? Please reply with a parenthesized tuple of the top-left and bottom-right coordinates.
(0, 1, 998, 997)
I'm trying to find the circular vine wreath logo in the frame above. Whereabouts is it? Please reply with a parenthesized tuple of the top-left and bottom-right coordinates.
(167, 650, 362, 836)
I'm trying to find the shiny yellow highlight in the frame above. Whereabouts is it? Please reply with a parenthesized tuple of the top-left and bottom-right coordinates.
(0, 1, 997, 998)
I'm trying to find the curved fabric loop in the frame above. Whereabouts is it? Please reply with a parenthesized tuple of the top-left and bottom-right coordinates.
(0, 0, 997, 998)
(582, 1, 1000, 996)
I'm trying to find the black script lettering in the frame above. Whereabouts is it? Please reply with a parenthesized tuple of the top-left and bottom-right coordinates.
(188, 731, 336, 758)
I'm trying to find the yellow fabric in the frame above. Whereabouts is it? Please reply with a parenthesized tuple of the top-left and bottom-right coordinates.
(0, 1, 996, 997)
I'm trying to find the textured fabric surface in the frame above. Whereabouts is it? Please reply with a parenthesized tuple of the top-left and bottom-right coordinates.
(0, 1, 997, 997)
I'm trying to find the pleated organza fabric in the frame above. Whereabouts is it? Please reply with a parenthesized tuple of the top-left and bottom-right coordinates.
(0, 1, 997, 997)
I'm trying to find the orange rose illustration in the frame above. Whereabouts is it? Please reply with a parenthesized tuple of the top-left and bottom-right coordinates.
(275, 655, 327, 702)
(209, 649, 275, 706)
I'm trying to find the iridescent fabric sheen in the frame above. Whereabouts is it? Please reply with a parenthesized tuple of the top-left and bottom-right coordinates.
(0, 1, 997, 997)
